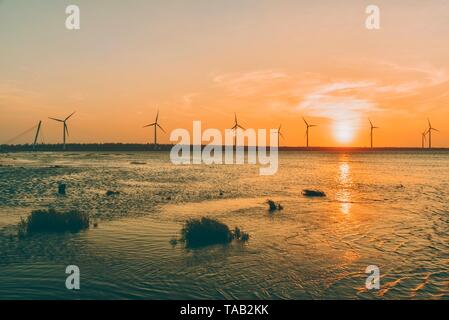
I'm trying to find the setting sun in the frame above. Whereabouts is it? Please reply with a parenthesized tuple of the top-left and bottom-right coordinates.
(333, 122, 356, 144)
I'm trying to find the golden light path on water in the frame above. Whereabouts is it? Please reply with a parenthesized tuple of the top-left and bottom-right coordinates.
(337, 157, 352, 215)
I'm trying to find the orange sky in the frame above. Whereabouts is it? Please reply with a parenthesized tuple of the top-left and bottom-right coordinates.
(1, 0, 448, 147)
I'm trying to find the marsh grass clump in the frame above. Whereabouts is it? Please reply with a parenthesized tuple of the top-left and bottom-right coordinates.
(18, 208, 90, 236)
(178, 217, 250, 248)
(181, 217, 233, 248)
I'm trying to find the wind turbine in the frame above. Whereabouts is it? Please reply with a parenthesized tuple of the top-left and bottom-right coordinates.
(143, 110, 166, 146)
(427, 119, 439, 149)
(33, 120, 42, 149)
(230, 112, 245, 148)
(369, 119, 379, 148)
(277, 124, 285, 148)
(49, 112, 75, 150)
(421, 129, 428, 149)
(302, 117, 317, 147)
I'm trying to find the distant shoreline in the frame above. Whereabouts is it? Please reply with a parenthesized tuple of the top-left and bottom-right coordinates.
(1, 144, 449, 153)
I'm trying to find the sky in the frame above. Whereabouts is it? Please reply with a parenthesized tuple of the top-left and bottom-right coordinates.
(1, 0, 448, 147)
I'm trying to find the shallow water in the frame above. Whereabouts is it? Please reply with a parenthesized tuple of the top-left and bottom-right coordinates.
(0, 151, 448, 299)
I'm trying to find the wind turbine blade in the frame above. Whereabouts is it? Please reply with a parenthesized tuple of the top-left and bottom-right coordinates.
(302, 117, 309, 126)
(49, 117, 63, 122)
(157, 124, 166, 133)
(65, 111, 76, 121)
(237, 125, 246, 130)
(143, 123, 156, 128)
(234, 113, 237, 124)
(155, 110, 159, 123)
(64, 123, 69, 137)
(280, 132, 285, 139)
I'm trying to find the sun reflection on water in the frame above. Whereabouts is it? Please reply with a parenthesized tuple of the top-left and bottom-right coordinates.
(337, 158, 352, 215)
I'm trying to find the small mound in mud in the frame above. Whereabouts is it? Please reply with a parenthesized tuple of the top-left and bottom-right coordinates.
(18, 208, 90, 237)
(106, 190, 120, 196)
(302, 189, 326, 197)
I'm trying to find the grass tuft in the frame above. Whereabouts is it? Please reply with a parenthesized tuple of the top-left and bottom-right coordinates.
(178, 217, 249, 248)
(18, 208, 90, 236)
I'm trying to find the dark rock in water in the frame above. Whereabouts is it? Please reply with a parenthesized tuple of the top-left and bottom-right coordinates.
(267, 199, 277, 211)
(267, 199, 283, 211)
(219, 191, 224, 196)
(106, 190, 120, 196)
(240, 232, 250, 242)
(130, 161, 146, 165)
(169, 238, 178, 246)
(303, 189, 326, 197)
(58, 183, 66, 195)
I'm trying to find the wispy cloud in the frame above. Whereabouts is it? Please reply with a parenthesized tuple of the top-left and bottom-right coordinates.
(213, 70, 289, 97)
(296, 62, 448, 123)
(297, 81, 381, 127)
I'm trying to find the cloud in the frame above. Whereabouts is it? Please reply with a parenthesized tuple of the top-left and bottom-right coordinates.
(375, 62, 448, 94)
(296, 62, 448, 123)
(213, 70, 289, 97)
(297, 81, 381, 125)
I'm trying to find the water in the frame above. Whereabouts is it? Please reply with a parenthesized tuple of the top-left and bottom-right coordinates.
(0, 151, 448, 299)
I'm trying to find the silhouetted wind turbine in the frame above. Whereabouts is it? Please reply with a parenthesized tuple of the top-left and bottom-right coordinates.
(421, 129, 428, 149)
(427, 119, 439, 149)
(230, 112, 245, 148)
(49, 112, 75, 150)
(143, 110, 166, 146)
(369, 119, 379, 148)
(302, 117, 316, 147)
(277, 124, 285, 148)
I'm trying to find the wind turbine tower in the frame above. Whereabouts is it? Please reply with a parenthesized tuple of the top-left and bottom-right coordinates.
(143, 110, 166, 146)
(427, 119, 439, 149)
(302, 117, 317, 147)
(277, 124, 285, 148)
(369, 119, 379, 148)
(421, 130, 428, 149)
(230, 113, 245, 148)
(49, 112, 75, 150)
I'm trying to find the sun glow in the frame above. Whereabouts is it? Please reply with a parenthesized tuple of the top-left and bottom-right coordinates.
(333, 122, 356, 144)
